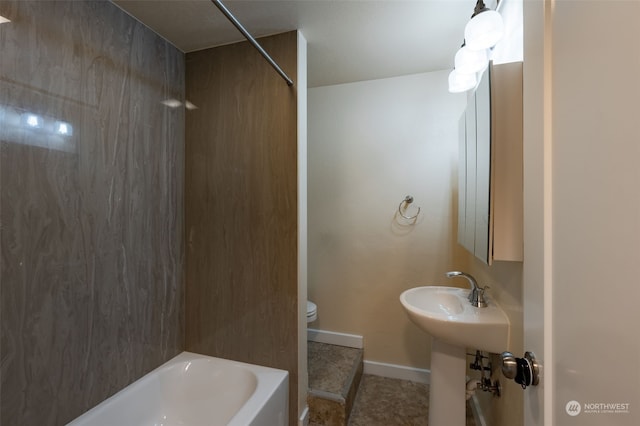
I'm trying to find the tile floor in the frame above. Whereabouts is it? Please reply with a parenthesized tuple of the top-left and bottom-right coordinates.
(347, 374, 477, 426)
(307, 341, 477, 426)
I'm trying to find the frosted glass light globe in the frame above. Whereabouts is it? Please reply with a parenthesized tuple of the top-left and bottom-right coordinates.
(448, 69, 477, 93)
(454, 46, 489, 75)
(464, 10, 504, 50)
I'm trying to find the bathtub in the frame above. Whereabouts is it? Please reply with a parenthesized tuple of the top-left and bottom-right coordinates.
(67, 351, 289, 426)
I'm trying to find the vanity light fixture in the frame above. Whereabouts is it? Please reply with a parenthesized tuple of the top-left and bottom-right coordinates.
(0, 15, 10, 24)
(464, 0, 504, 51)
(448, 0, 503, 93)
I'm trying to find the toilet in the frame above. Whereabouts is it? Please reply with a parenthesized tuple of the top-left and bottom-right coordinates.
(307, 301, 318, 323)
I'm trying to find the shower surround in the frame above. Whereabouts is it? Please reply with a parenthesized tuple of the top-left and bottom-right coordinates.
(0, 1, 185, 424)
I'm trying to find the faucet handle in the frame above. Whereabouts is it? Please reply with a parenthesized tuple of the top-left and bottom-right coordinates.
(471, 285, 490, 308)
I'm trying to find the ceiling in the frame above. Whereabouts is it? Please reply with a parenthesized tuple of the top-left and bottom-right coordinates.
(111, 0, 478, 88)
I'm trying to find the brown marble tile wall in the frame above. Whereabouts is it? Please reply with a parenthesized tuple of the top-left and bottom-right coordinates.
(0, 1, 185, 425)
(185, 32, 299, 425)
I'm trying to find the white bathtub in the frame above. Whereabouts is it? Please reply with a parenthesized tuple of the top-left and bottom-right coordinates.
(67, 351, 289, 426)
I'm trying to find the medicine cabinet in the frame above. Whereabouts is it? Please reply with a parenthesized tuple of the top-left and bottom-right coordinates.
(458, 61, 523, 265)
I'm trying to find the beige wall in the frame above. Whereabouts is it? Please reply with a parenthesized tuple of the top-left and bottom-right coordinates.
(463, 259, 524, 426)
(308, 70, 468, 368)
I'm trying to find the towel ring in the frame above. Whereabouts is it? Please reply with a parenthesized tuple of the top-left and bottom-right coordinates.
(398, 195, 421, 220)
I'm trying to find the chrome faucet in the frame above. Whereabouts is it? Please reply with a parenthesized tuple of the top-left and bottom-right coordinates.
(445, 271, 488, 308)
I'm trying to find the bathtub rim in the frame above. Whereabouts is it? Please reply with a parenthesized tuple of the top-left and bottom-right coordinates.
(66, 350, 289, 426)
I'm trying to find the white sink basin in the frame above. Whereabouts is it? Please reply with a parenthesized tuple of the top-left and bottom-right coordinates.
(400, 286, 509, 353)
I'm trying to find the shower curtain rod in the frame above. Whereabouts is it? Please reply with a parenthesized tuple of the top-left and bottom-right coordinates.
(211, 0, 294, 86)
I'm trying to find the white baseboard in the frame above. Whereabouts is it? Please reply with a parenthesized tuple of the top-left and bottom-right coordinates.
(298, 405, 309, 426)
(307, 329, 429, 384)
(363, 360, 430, 384)
(307, 328, 363, 349)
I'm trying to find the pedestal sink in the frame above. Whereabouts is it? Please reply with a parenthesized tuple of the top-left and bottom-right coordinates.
(399, 286, 510, 426)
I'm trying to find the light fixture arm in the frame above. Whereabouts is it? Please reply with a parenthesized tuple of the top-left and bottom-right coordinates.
(472, 0, 489, 17)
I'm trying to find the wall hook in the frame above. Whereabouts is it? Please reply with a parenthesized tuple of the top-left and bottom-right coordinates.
(398, 195, 421, 220)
